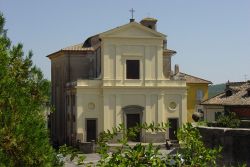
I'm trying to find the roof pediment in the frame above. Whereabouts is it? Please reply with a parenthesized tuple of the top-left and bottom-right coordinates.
(99, 22, 166, 39)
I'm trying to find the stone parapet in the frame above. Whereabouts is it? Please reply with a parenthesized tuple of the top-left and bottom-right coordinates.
(198, 126, 250, 166)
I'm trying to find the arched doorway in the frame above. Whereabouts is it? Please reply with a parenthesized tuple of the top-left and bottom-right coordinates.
(122, 105, 144, 142)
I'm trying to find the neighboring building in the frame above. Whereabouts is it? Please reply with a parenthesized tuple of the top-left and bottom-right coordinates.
(201, 81, 250, 122)
(180, 72, 212, 122)
(48, 18, 188, 146)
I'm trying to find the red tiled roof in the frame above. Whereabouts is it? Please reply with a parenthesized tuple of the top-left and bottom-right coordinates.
(180, 72, 212, 84)
(202, 82, 250, 106)
(61, 43, 94, 51)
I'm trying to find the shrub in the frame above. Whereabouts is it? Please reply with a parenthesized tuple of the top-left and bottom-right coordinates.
(216, 112, 240, 128)
(96, 123, 170, 167)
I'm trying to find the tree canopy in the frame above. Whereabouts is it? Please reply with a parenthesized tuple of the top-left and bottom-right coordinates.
(0, 13, 59, 166)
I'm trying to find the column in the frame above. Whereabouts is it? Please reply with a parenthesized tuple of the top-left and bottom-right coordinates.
(145, 94, 151, 123)
(158, 94, 164, 123)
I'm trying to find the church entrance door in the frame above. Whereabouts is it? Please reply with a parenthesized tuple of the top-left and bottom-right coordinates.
(168, 118, 178, 140)
(86, 119, 97, 142)
(126, 114, 140, 142)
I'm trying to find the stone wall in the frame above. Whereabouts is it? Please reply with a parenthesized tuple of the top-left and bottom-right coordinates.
(198, 126, 250, 166)
(143, 132, 165, 143)
(79, 142, 96, 154)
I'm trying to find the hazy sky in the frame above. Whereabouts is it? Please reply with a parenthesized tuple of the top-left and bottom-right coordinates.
(1, 0, 249, 84)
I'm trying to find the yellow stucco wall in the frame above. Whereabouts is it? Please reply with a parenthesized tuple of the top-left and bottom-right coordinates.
(75, 85, 187, 142)
(187, 83, 209, 122)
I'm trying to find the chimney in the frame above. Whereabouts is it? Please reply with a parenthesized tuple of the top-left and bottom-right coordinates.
(226, 80, 230, 89)
(140, 17, 157, 30)
(174, 64, 179, 75)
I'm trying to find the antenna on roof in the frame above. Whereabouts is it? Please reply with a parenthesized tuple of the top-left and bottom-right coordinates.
(244, 74, 248, 81)
(129, 8, 135, 22)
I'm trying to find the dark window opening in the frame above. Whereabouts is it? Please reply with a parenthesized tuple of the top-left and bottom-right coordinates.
(148, 25, 152, 29)
(126, 60, 140, 79)
(226, 90, 232, 97)
(247, 88, 250, 96)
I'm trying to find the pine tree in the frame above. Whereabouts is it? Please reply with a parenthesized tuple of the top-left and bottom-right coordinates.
(0, 13, 60, 166)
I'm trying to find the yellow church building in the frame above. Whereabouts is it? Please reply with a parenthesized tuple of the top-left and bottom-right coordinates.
(47, 18, 213, 146)
(48, 17, 189, 146)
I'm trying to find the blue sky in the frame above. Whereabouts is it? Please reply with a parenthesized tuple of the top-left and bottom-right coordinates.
(0, 0, 249, 84)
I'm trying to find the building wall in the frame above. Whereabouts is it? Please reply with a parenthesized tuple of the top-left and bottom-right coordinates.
(50, 54, 68, 146)
(230, 107, 250, 119)
(50, 52, 98, 145)
(75, 85, 187, 142)
(186, 83, 209, 122)
(163, 55, 171, 78)
(203, 105, 224, 122)
(101, 37, 166, 85)
(203, 106, 250, 121)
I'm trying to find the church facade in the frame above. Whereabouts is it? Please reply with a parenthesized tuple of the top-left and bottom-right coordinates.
(48, 18, 187, 146)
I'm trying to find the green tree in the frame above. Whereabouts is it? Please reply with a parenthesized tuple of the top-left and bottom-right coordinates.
(177, 123, 221, 166)
(0, 13, 60, 166)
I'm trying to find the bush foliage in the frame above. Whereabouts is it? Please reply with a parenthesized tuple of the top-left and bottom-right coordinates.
(207, 112, 241, 128)
(177, 123, 221, 166)
(81, 122, 220, 167)
(216, 112, 240, 128)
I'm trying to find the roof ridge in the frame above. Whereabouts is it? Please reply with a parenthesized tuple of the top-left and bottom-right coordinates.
(201, 92, 225, 104)
(62, 42, 84, 50)
(180, 72, 212, 84)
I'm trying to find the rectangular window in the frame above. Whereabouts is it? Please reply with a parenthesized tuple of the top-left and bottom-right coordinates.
(196, 90, 204, 101)
(126, 60, 140, 79)
(215, 112, 222, 121)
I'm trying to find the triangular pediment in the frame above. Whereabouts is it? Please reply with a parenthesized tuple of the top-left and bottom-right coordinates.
(99, 22, 166, 39)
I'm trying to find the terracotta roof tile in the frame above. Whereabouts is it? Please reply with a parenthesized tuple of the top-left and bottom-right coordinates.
(47, 41, 101, 58)
(180, 72, 212, 84)
(202, 82, 250, 106)
(62, 43, 94, 51)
